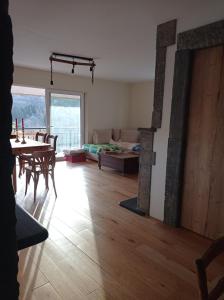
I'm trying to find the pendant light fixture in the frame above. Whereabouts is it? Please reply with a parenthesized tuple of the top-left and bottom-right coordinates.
(50, 57, 54, 85)
(71, 58, 75, 74)
(49, 52, 96, 85)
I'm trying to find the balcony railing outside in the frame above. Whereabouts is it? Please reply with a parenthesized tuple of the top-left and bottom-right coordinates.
(14, 127, 81, 153)
(12, 127, 47, 140)
(51, 127, 80, 153)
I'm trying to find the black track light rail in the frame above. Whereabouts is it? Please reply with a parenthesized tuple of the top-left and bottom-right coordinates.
(49, 52, 96, 85)
(51, 52, 94, 62)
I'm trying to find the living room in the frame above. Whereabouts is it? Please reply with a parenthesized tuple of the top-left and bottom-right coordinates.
(12, 66, 154, 145)
(2, 0, 224, 299)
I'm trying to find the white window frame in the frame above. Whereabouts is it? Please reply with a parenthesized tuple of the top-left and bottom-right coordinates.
(46, 89, 85, 147)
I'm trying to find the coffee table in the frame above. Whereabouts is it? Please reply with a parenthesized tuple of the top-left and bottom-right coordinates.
(98, 152, 139, 174)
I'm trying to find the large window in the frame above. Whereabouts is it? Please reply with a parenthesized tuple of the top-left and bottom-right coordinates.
(11, 86, 46, 138)
(12, 86, 85, 153)
(47, 91, 84, 153)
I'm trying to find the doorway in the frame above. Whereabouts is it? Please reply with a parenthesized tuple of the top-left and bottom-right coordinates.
(181, 46, 224, 239)
(46, 90, 85, 153)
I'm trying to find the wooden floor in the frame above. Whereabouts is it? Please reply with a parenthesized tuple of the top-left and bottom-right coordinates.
(16, 161, 224, 300)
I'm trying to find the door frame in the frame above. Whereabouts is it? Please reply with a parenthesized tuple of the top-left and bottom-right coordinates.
(46, 89, 85, 147)
(164, 19, 224, 227)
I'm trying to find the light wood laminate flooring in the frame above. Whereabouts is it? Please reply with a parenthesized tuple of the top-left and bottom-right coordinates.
(16, 161, 224, 300)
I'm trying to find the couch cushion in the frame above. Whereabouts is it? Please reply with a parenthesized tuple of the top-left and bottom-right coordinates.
(63, 149, 85, 155)
(120, 129, 139, 143)
(112, 128, 121, 141)
(110, 139, 140, 151)
(93, 129, 112, 144)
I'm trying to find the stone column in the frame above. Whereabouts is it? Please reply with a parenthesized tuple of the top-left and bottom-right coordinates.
(137, 128, 156, 215)
(137, 20, 177, 217)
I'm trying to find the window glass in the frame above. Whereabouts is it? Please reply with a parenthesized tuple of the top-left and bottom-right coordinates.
(11, 86, 46, 137)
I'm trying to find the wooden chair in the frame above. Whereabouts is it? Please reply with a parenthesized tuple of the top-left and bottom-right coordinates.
(35, 132, 47, 143)
(24, 149, 57, 202)
(18, 132, 48, 177)
(195, 237, 224, 300)
(18, 153, 30, 178)
(45, 134, 58, 153)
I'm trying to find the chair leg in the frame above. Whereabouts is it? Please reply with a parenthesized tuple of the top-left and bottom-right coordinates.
(44, 173, 49, 190)
(19, 157, 24, 178)
(50, 170, 57, 198)
(33, 173, 39, 202)
(25, 170, 31, 196)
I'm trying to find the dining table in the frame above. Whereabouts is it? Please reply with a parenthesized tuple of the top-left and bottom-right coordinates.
(11, 138, 51, 193)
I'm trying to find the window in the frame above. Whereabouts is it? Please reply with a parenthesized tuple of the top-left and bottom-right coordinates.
(47, 91, 84, 153)
(11, 86, 46, 138)
(12, 86, 85, 153)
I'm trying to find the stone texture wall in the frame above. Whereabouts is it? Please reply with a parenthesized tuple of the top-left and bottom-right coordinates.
(137, 19, 177, 216)
(137, 129, 156, 214)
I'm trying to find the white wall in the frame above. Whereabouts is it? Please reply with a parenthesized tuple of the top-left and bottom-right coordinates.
(129, 81, 154, 128)
(13, 66, 131, 142)
(150, 46, 175, 220)
(150, 11, 224, 221)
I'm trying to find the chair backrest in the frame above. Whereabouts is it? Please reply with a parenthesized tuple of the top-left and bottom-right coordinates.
(35, 132, 47, 143)
(32, 150, 56, 174)
(46, 134, 58, 152)
(196, 237, 224, 300)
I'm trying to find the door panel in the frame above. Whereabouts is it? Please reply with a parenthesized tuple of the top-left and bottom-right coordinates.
(46, 91, 84, 153)
(181, 46, 224, 239)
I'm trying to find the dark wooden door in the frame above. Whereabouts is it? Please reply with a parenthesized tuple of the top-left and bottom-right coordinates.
(181, 46, 224, 239)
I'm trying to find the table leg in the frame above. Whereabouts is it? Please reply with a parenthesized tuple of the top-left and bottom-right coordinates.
(12, 162, 17, 193)
(98, 153, 102, 170)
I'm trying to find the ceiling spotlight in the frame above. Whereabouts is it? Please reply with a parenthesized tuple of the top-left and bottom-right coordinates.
(71, 59, 75, 74)
(50, 57, 54, 85)
(90, 63, 95, 84)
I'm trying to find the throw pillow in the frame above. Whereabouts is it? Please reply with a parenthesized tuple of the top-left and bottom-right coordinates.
(120, 129, 139, 143)
(93, 129, 112, 144)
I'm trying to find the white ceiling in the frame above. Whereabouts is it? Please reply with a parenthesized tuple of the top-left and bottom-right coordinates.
(10, 0, 224, 82)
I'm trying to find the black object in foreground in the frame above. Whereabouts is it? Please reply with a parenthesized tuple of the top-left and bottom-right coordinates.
(16, 204, 48, 250)
(119, 197, 145, 216)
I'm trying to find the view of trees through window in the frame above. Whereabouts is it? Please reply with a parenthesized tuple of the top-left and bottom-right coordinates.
(50, 93, 81, 152)
(11, 86, 46, 132)
(11, 86, 83, 153)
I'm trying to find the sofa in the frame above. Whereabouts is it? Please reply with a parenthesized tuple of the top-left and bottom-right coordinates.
(83, 128, 140, 161)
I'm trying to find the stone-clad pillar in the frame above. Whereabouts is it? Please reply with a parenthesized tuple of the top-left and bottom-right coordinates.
(137, 128, 156, 215)
(136, 20, 177, 217)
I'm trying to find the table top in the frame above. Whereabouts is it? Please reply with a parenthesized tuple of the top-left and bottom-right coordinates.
(100, 151, 139, 160)
(11, 138, 50, 155)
